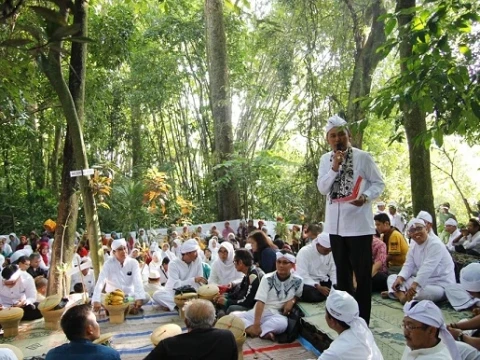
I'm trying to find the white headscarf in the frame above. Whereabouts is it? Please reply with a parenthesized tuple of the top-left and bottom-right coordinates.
(208, 237, 219, 252)
(326, 289, 383, 359)
(403, 300, 459, 359)
(160, 243, 176, 260)
(172, 238, 183, 257)
(276, 251, 296, 264)
(151, 251, 163, 265)
(210, 242, 242, 285)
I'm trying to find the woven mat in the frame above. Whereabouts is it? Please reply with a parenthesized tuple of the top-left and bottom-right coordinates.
(298, 293, 470, 360)
(0, 302, 318, 360)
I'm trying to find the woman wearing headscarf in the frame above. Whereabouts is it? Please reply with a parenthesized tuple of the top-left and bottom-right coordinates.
(15, 235, 29, 251)
(8, 233, 20, 253)
(208, 236, 220, 260)
(130, 248, 141, 261)
(209, 242, 243, 286)
(172, 238, 183, 258)
(38, 243, 50, 269)
(160, 242, 176, 261)
(0, 237, 13, 258)
(149, 251, 162, 273)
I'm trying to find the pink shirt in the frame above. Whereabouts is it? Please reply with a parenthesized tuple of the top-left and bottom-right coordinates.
(372, 237, 387, 274)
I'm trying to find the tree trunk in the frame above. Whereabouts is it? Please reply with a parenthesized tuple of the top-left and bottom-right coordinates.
(344, 0, 388, 148)
(205, 0, 240, 220)
(50, 124, 63, 194)
(131, 105, 143, 180)
(48, 128, 78, 296)
(396, 0, 436, 228)
(40, 0, 103, 283)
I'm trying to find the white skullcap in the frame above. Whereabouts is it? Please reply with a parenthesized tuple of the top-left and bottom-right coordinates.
(111, 238, 127, 251)
(416, 210, 433, 224)
(376, 201, 386, 207)
(276, 251, 296, 264)
(80, 258, 92, 271)
(314, 233, 331, 249)
(387, 202, 397, 208)
(326, 288, 359, 324)
(22, 245, 33, 257)
(149, 270, 161, 279)
(326, 289, 383, 358)
(9, 250, 28, 264)
(444, 218, 457, 227)
(180, 239, 199, 254)
(325, 115, 347, 135)
(406, 218, 426, 231)
(404, 300, 459, 359)
(460, 263, 480, 292)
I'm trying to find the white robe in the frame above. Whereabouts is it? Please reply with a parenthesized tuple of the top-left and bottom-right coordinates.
(92, 256, 146, 303)
(71, 269, 95, 296)
(446, 229, 461, 252)
(317, 147, 385, 237)
(0, 273, 36, 306)
(296, 243, 337, 286)
(387, 234, 455, 302)
(318, 327, 384, 360)
(151, 256, 203, 311)
(233, 272, 303, 337)
(401, 341, 452, 359)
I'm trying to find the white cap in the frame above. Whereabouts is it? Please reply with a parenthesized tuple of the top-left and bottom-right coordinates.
(444, 218, 457, 227)
(376, 201, 386, 207)
(404, 300, 459, 360)
(460, 263, 480, 292)
(149, 270, 161, 279)
(180, 239, 199, 254)
(111, 238, 127, 251)
(275, 251, 296, 264)
(325, 115, 347, 135)
(314, 233, 331, 249)
(406, 218, 426, 231)
(387, 202, 397, 208)
(416, 210, 433, 224)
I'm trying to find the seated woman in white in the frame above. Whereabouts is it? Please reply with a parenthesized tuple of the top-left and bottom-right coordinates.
(209, 242, 243, 286)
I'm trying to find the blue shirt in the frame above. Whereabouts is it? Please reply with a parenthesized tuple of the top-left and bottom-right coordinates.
(45, 339, 121, 360)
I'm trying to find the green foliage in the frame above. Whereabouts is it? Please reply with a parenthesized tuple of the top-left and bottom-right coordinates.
(367, 0, 480, 144)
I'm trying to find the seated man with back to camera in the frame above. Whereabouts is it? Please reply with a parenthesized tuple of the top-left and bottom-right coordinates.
(144, 299, 237, 360)
(45, 304, 121, 360)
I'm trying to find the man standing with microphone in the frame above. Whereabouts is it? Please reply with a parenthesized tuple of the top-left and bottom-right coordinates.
(317, 115, 384, 324)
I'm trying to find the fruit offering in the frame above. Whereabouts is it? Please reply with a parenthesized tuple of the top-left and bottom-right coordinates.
(105, 289, 126, 305)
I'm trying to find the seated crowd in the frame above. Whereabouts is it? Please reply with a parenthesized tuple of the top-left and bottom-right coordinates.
(3, 209, 480, 360)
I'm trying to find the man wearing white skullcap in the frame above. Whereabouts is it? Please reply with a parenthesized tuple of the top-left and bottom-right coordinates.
(317, 114, 385, 324)
(92, 238, 147, 313)
(444, 218, 461, 252)
(386, 219, 455, 304)
(417, 210, 437, 236)
(446, 262, 480, 312)
(318, 288, 383, 359)
(388, 202, 406, 233)
(152, 239, 206, 311)
(232, 251, 303, 340)
(296, 233, 336, 302)
(70, 258, 95, 297)
(402, 300, 459, 359)
(376, 201, 387, 215)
